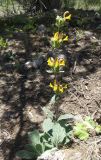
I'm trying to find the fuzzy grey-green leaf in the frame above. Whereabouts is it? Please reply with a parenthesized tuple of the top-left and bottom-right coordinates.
(42, 107, 54, 119)
(52, 123, 66, 147)
(58, 114, 74, 121)
(16, 150, 35, 159)
(35, 144, 44, 155)
(42, 118, 54, 132)
(28, 130, 40, 146)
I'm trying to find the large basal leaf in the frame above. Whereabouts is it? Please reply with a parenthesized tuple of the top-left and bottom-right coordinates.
(45, 142, 54, 149)
(42, 107, 54, 120)
(16, 150, 35, 159)
(42, 118, 54, 132)
(58, 114, 74, 122)
(40, 132, 51, 143)
(35, 143, 45, 155)
(50, 95, 56, 105)
(51, 122, 66, 147)
(65, 125, 73, 138)
(28, 130, 40, 146)
(25, 144, 36, 152)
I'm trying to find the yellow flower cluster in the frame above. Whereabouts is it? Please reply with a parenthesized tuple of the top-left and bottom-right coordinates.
(48, 11, 71, 94)
(51, 11, 71, 48)
(51, 32, 68, 43)
(51, 32, 68, 48)
(47, 57, 65, 68)
(56, 11, 71, 27)
(49, 79, 67, 94)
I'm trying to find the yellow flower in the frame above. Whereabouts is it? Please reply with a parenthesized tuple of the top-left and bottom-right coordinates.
(63, 36, 68, 41)
(58, 58, 65, 66)
(53, 32, 59, 41)
(55, 58, 59, 68)
(63, 11, 71, 21)
(51, 32, 68, 43)
(59, 85, 64, 93)
(49, 79, 58, 92)
(47, 57, 55, 67)
(49, 80, 67, 94)
(47, 57, 65, 69)
(53, 32, 60, 41)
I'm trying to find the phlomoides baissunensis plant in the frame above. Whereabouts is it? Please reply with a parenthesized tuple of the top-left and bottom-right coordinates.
(16, 11, 72, 160)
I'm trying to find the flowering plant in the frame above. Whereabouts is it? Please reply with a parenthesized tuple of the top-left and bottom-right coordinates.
(49, 79, 67, 94)
(47, 57, 65, 73)
(48, 11, 71, 98)
(51, 32, 68, 48)
(56, 11, 71, 28)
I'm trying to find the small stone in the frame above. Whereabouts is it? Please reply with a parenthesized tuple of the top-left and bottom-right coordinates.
(32, 57, 45, 69)
(53, 9, 58, 14)
(25, 61, 32, 68)
(37, 24, 46, 34)
(57, 54, 67, 61)
(84, 31, 93, 37)
(25, 57, 45, 69)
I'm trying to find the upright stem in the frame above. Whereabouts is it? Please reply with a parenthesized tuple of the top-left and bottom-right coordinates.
(58, 25, 60, 33)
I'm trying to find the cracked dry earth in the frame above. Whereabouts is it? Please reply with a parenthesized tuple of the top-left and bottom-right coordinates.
(0, 25, 101, 160)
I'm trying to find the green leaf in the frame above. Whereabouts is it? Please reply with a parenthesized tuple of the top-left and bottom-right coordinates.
(28, 130, 40, 146)
(74, 123, 86, 135)
(35, 144, 44, 155)
(25, 144, 35, 152)
(95, 125, 101, 133)
(65, 125, 73, 136)
(40, 132, 51, 143)
(16, 150, 35, 159)
(64, 137, 71, 144)
(42, 118, 54, 132)
(74, 123, 87, 132)
(74, 122, 89, 141)
(46, 70, 53, 73)
(58, 114, 74, 121)
(50, 95, 56, 105)
(84, 116, 96, 129)
(45, 142, 54, 149)
(42, 107, 54, 120)
(52, 122, 66, 147)
(78, 131, 89, 140)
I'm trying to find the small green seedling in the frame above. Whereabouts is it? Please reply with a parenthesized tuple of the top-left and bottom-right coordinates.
(74, 116, 101, 141)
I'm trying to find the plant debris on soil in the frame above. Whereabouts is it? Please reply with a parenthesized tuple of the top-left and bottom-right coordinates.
(0, 9, 101, 160)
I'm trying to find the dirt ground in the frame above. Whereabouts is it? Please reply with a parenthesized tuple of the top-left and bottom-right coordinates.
(0, 9, 101, 160)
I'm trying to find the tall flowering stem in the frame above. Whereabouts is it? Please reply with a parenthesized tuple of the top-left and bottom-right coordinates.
(47, 11, 71, 102)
